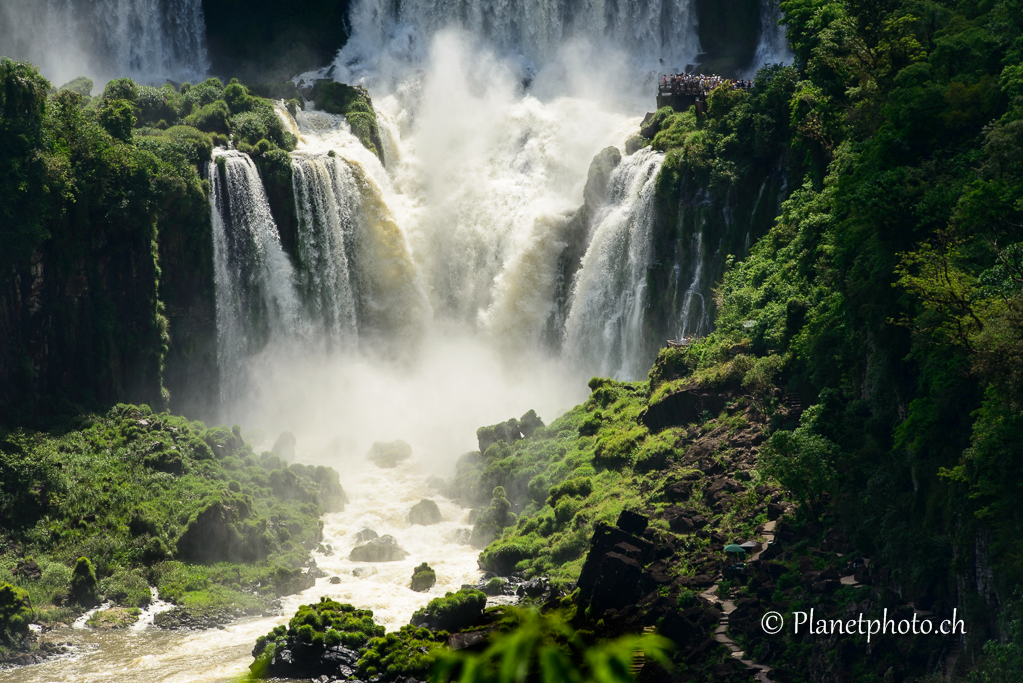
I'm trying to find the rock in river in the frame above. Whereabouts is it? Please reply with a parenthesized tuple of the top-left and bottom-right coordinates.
(349, 535, 409, 562)
(408, 499, 442, 526)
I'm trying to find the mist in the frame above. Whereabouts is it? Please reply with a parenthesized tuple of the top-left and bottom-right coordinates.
(219, 27, 673, 475)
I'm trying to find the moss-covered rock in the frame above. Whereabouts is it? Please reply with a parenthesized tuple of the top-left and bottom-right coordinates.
(410, 589, 487, 632)
(410, 563, 436, 592)
(308, 80, 384, 164)
(69, 557, 98, 606)
(250, 597, 445, 681)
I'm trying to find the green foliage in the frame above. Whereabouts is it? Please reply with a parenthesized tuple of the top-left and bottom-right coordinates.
(433, 608, 673, 683)
(59, 76, 93, 97)
(98, 99, 137, 141)
(0, 404, 346, 618)
(251, 597, 446, 679)
(760, 409, 838, 518)
(70, 557, 98, 605)
(0, 583, 32, 644)
(309, 80, 384, 162)
(470, 487, 515, 549)
(185, 100, 231, 134)
(411, 589, 488, 632)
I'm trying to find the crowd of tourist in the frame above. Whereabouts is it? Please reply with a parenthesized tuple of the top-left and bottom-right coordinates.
(659, 73, 754, 96)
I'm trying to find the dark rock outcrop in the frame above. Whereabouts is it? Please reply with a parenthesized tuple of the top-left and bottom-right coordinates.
(354, 528, 378, 544)
(640, 385, 729, 432)
(271, 432, 296, 461)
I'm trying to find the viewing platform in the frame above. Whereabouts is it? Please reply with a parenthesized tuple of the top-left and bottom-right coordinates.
(657, 75, 753, 112)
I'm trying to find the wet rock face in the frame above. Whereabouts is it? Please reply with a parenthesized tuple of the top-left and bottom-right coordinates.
(348, 535, 409, 562)
(366, 440, 412, 468)
(408, 499, 442, 526)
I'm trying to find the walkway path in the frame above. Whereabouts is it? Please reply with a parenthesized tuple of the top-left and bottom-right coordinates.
(698, 521, 777, 683)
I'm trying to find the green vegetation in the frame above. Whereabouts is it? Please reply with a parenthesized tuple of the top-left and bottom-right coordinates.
(634, 0, 1023, 667)
(250, 596, 447, 679)
(309, 80, 385, 163)
(411, 589, 488, 632)
(433, 608, 673, 683)
(411, 563, 438, 592)
(0, 584, 32, 645)
(0, 61, 300, 421)
(0, 404, 347, 637)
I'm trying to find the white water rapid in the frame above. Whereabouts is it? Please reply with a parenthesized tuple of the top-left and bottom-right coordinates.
(0, 0, 208, 87)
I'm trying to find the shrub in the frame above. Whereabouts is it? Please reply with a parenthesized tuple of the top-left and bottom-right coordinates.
(547, 477, 593, 507)
(183, 77, 225, 113)
(102, 77, 138, 103)
(470, 487, 514, 548)
(70, 556, 98, 606)
(410, 589, 487, 632)
(59, 76, 93, 96)
(99, 100, 137, 142)
(0, 583, 32, 644)
(185, 100, 230, 134)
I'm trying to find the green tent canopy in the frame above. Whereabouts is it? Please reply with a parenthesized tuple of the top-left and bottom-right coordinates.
(724, 544, 746, 554)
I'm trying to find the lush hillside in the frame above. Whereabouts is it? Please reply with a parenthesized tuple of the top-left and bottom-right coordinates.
(0, 404, 345, 656)
(450, 0, 1023, 678)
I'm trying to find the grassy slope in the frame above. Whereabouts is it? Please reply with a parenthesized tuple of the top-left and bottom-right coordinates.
(0, 404, 344, 635)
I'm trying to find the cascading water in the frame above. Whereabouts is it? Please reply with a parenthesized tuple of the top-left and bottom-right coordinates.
(336, 0, 702, 79)
(291, 154, 361, 348)
(743, 0, 794, 77)
(210, 150, 305, 407)
(0, 0, 208, 87)
(561, 148, 664, 378)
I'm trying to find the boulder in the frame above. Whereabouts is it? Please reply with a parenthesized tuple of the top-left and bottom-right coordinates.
(408, 499, 443, 526)
(349, 535, 409, 562)
(14, 559, 41, 581)
(354, 528, 378, 544)
(410, 562, 437, 592)
(447, 528, 472, 545)
(272, 432, 297, 461)
(367, 440, 412, 468)
(640, 386, 728, 432)
(616, 509, 648, 535)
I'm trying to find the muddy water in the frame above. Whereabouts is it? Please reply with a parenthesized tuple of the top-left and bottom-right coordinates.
(9, 456, 482, 683)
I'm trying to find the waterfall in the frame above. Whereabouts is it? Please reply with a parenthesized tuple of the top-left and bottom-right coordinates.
(562, 148, 664, 379)
(331, 0, 701, 84)
(0, 0, 208, 86)
(210, 150, 305, 406)
(744, 0, 794, 77)
(675, 230, 710, 339)
(292, 154, 360, 348)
